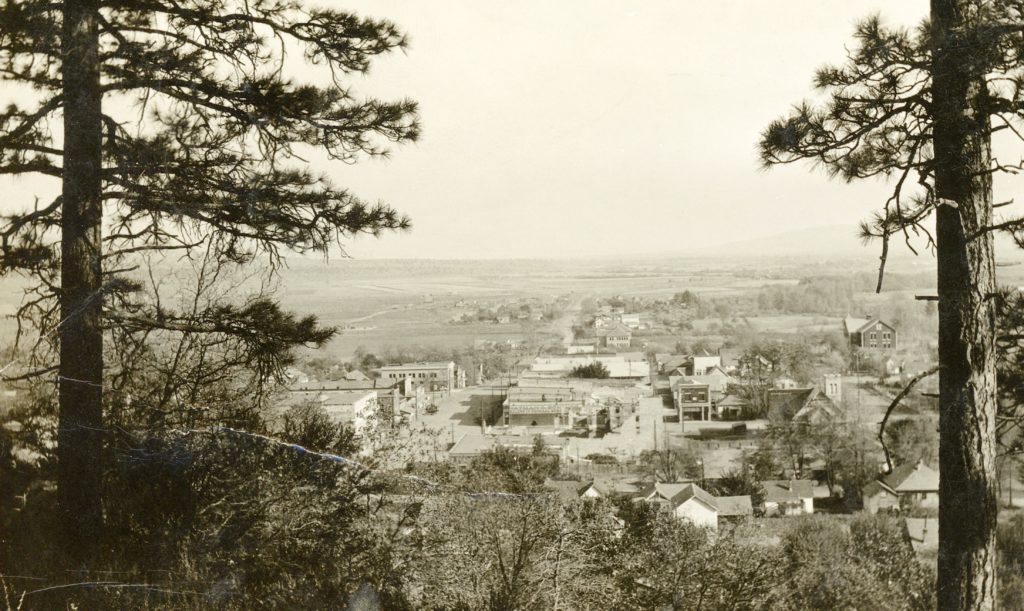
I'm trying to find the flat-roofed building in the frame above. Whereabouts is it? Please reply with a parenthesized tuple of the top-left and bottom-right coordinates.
(289, 378, 405, 426)
(526, 354, 649, 380)
(504, 384, 587, 427)
(448, 432, 568, 464)
(672, 378, 712, 421)
(377, 361, 465, 392)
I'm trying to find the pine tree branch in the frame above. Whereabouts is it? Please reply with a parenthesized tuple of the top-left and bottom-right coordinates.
(878, 365, 939, 475)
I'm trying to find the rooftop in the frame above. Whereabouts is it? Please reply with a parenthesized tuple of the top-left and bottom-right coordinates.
(378, 361, 455, 371)
(290, 379, 399, 393)
(762, 479, 814, 503)
(882, 461, 939, 493)
(715, 495, 753, 517)
(844, 316, 874, 334)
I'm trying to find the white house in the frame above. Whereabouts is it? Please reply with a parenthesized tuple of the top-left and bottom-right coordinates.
(762, 479, 814, 516)
(634, 482, 720, 530)
(691, 352, 722, 376)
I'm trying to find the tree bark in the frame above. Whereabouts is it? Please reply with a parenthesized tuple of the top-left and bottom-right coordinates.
(931, 1, 999, 608)
(58, 0, 105, 562)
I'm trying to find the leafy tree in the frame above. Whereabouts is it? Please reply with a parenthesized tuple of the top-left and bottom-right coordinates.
(882, 417, 939, 468)
(0, 0, 419, 558)
(280, 402, 361, 457)
(672, 290, 699, 307)
(568, 361, 610, 379)
(759, 4, 1024, 604)
(775, 515, 933, 611)
(616, 512, 782, 610)
(411, 495, 562, 610)
(704, 467, 766, 508)
(463, 445, 559, 494)
(744, 442, 783, 481)
(637, 444, 702, 483)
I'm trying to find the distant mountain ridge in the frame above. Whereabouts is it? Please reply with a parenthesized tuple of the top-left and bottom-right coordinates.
(705, 223, 1024, 262)
(708, 224, 888, 258)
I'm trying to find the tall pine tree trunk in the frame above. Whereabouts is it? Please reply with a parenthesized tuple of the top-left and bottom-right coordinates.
(931, 1, 999, 608)
(58, 0, 104, 561)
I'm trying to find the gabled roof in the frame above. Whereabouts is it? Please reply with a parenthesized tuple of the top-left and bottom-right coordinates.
(844, 316, 896, 335)
(882, 461, 939, 493)
(661, 355, 692, 373)
(670, 483, 718, 511)
(598, 323, 633, 336)
(690, 368, 734, 391)
(762, 480, 814, 503)
(345, 370, 370, 382)
(669, 376, 706, 389)
(715, 495, 753, 517)
(768, 388, 840, 423)
(767, 388, 815, 420)
(844, 316, 874, 334)
(862, 480, 896, 499)
(717, 348, 741, 365)
(635, 482, 717, 511)
(544, 479, 602, 502)
(792, 389, 841, 423)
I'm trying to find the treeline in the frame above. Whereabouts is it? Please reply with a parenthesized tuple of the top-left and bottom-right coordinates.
(0, 423, 935, 610)
(4, 399, 1024, 609)
(700, 272, 935, 318)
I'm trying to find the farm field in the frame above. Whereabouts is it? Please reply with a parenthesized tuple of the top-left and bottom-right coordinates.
(273, 256, 859, 361)
(0, 250, 994, 363)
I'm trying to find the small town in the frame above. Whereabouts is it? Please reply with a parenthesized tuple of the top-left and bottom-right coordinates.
(278, 299, 947, 539)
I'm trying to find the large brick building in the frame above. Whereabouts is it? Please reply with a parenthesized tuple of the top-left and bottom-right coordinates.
(844, 316, 897, 351)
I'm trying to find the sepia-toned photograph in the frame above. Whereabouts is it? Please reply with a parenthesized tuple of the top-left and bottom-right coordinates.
(1, 1, 1023, 609)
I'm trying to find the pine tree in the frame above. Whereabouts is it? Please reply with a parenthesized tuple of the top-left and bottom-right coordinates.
(0, 0, 419, 562)
(759, 2, 1024, 607)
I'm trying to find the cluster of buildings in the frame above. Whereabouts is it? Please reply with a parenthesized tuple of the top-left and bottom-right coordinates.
(499, 354, 649, 432)
(568, 303, 649, 352)
(285, 303, 942, 537)
(649, 350, 845, 427)
(282, 360, 467, 441)
(539, 474, 818, 532)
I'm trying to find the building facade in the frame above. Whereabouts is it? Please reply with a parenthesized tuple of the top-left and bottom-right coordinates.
(673, 379, 712, 421)
(377, 361, 464, 392)
(844, 316, 898, 350)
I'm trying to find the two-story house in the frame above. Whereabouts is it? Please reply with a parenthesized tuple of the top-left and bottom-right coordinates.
(844, 316, 898, 350)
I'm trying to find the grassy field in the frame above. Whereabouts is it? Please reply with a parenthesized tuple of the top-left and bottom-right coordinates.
(0, 253, 934, 362)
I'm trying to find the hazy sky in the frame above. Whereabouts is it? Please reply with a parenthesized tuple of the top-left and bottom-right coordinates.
(330, 1, 932, 259)
(0, 1, 951, 260)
